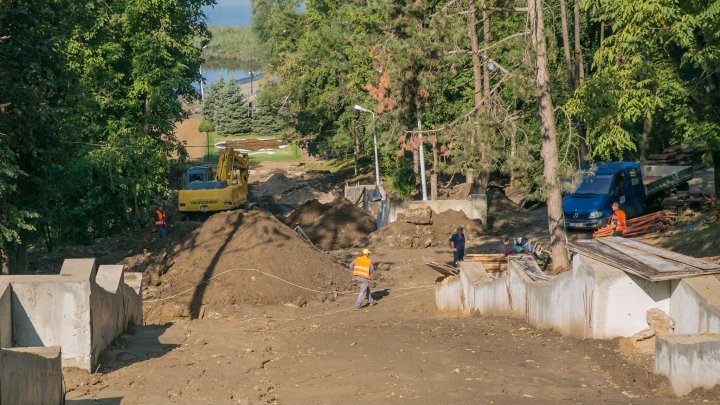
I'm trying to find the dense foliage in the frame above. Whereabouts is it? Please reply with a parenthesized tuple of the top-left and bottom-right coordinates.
(252, 0, 720, 198)
(0, 0, 212, 269)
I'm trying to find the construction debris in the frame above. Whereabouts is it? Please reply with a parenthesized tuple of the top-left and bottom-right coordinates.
(370, 210, 484, 249)
(463, 254, 508, 275)
(283, 197, 377, 251)
(642, 144, 704, 166)
(593, 211, 675, 238)
(662, 191, 711, 211)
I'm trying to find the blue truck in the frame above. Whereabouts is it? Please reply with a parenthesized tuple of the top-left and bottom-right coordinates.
(562, 162, 693, 229)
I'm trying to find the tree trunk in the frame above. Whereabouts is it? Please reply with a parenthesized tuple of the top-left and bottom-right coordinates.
(600, 21, 605, 49)
(640, 116, 652, 161)
(476, 0, 491, 194)
(431, 141, 439, 200)
(573, 0, 585, 88)
(559, 0, 574, 87)
(574, 0, 589, 164)
(466, 0, 483, 186)
(0, 249, 8, 275)
(528, 0, 571, 273)
(713, 150, 720, 198)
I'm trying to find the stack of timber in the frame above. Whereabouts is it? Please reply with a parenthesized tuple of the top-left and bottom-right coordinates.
(662, 191, 711, 210)
(425, 261, 459, 277)
(642, 144, 704, 166)
(463, 253, 509, 275)
(593, 211, 675, 238)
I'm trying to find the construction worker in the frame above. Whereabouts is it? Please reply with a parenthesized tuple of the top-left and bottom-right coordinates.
(349, 249, 375, 310)
(449, 226, 465, 267)
(610, 202, 627, 237)
(154, 204, 167, 239)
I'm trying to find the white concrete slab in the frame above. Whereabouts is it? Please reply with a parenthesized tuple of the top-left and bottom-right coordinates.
(671, 275, 720, 335)
(0, 346, 63, 404)
(655, 334, 720, 396)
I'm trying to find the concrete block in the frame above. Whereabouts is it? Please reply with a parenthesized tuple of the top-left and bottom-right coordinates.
(1, 258, 143, 370)
(0, 283, 10, 348)
(655, 334, 720, 396)
(435, 253, 673, 339)
(670, 276, 720, 335)
(0, 346, 63, 404)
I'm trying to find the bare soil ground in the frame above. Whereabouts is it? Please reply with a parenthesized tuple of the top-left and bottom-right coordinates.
(58, 164, 720, 404)
(174, 117, 206, 160)
(64, 247, 719, 404)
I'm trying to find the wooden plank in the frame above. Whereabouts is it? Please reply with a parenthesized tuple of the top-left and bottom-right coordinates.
(597, 239, 688, 273)
(604, 238, 720, 271)
(568, 240, 720, 281)
(568, 240, 659, 280)
(425, 262, 458, 277)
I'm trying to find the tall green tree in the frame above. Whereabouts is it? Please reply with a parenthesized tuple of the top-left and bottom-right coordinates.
(215, 81, 252, 135)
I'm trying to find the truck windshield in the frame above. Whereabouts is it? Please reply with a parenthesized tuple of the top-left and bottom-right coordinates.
(572, 174, 614, 195)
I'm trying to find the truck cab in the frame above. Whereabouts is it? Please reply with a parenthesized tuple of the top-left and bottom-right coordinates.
(562, 162, 692, 230)
(562, 162, 646, 229)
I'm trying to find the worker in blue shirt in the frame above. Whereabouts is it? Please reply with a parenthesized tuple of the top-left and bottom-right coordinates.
(449, 226, 465, 267)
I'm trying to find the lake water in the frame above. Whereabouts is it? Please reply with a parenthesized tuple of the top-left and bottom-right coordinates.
(201, 0, 255, 85)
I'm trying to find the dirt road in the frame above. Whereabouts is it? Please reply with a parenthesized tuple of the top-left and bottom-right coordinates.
(63, 247, 716, 404)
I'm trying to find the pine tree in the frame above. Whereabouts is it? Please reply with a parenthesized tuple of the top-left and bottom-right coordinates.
(215, 80, 251, 136)
(201, 77, 225, 125)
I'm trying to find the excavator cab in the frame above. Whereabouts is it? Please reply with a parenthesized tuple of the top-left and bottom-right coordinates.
(178, 149, 249, 213)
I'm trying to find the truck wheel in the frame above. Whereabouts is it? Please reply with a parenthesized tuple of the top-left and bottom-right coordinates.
(677, 181, 689, 192)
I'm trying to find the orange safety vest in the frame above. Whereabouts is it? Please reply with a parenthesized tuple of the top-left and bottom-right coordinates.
(155, 210, 166, 226)
(352, 255, 372, 280)
(611, 209, 627, 233)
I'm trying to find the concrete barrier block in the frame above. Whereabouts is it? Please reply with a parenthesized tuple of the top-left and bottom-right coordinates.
(0, 283, 11, 348)
(436, 253, 674, 339)
(0, 346, 63, 404)
(671, 276, 720, 335)
(655, 334, 720, 396)
(123, 271, 143, 326)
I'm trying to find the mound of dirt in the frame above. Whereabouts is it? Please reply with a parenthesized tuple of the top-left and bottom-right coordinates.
(369, 209, 484, 249)
(252, 172, 301, 197)
(284, 199, 327, 229)
(284, 197, 377, 251)
(250, 172, 334, 215)
(145, 209, 353, 322)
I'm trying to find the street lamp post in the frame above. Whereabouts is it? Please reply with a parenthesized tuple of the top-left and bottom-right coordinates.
(354, 104, 381, 188)
(199, 45, 208, 99)
(417, 113, 428, 201)
(250, 71, 255, 95)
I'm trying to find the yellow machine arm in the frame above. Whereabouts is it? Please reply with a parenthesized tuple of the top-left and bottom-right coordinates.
(216, 149, 249, 183)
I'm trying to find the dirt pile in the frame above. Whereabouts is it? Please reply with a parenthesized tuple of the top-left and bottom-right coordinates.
(284, 197, 377, 251)
(250, 172, 334, 215)
(369, 208, 484, 249)
(145, 209, 353, 322)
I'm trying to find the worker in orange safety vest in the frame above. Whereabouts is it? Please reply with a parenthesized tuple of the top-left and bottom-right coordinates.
(154, 204, 167, 239)
(348, 249, 376, 310)
(610, 202, 627, 237)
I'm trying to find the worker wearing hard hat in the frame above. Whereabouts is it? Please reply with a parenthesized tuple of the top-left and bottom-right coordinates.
(349, 249, 376, 310)
(449, 226, 465, 267)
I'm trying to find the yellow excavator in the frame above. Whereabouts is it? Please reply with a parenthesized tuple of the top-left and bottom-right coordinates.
(178, 148, 249, 213)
